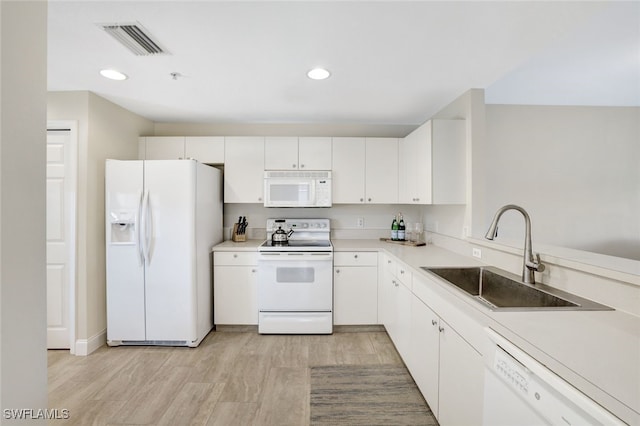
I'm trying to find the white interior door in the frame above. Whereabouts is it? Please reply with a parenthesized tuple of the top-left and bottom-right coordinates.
(46, 126, 76, 349)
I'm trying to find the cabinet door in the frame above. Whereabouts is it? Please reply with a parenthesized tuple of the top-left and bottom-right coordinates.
(378, 255, 396, 328)
(438, 318, 484, 426)
(213, 265, 258, 325)
(299, 137, 332, 170)
(399, 124, 431, 204)
(394, 279, 413, 360)
(224, 137, 265, 203)
(409, 297, 441, 418)
(185, 136, 224, 164)
(265, 136, 298, 170)
(365, 138, 398, 203)
(142, 136, 185, 160)
(332, 137, 365, 203)
(334, 266, 378, 325)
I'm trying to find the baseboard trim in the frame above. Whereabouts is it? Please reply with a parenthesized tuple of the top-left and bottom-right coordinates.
(75, 329, 106, 356)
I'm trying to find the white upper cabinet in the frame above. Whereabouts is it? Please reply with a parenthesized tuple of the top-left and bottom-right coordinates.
(332, 137, 366, 203)
(264, 137, 298, 170)
(264, 136, 332, 170)
(399, 119, 465, 204)
(365, 137, 398, 204)
(332, 137, 398, 204)
(184, 136, 224, 164)
(139, 136, 185, 160)
(139, 136, 225, 164)
(224, 137, 265, 203)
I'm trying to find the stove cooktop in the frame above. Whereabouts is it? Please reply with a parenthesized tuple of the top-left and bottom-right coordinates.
(260, 218, 332, 252)
(258, 239, 332, 252)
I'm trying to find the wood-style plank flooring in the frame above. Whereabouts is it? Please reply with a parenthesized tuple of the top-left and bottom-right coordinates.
(47, 327, 412, 425)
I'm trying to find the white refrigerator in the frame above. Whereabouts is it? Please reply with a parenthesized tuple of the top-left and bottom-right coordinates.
(105, 159, 222, 347)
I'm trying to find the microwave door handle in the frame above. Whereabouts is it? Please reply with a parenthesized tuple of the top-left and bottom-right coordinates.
(308, 180, 316, 205)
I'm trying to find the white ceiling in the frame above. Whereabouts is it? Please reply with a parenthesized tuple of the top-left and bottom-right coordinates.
(47, 1, 640, 125)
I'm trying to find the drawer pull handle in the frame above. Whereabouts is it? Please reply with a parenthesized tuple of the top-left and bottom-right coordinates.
(431, 319, 437, 326)
(354, 254, 358, 259)
(439, 326, 445, 333)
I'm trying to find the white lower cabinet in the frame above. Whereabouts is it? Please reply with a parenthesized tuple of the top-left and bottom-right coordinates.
(379, 254, 412, 359)
(213, 252, 258, 325)
(409, 296, 484, 425)
(333, 252, 378, 325)
(380, 255, 484, 426)
(409, 297, 441, 416)
(437, 317, 484, 426)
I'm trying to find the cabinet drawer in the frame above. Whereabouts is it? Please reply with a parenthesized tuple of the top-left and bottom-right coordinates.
(334, 251, 378, 266)
(213, 251, 257, 266)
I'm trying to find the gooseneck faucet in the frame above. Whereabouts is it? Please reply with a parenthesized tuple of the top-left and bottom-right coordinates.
(485, 204, 545, 284)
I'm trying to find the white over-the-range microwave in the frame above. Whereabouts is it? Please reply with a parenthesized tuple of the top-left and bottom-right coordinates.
(263, 170, 332, 208)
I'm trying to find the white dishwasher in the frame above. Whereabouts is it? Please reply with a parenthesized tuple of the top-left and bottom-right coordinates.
(483, 328, 624, 426)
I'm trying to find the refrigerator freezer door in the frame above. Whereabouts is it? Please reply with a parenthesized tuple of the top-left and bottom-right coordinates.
(143, 160, 197, 341)
(105, 160, 146, 342)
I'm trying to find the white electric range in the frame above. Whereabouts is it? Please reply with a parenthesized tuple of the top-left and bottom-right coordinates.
(257, 218, 333, 334)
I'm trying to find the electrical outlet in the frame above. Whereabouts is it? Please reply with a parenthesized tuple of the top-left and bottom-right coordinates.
(356, 217, 364, 228)
(472, 248, 482, 259)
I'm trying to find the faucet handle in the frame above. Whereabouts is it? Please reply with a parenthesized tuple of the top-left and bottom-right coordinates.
(527, 253, 545, 273)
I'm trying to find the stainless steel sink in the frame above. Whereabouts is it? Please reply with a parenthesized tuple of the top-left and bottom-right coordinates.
(421, 266, 612, 311)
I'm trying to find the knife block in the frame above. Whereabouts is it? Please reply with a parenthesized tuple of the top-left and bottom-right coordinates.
(231, 223, 246, 242)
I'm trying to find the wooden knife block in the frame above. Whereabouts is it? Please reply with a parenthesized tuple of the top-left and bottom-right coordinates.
(231, 223, 246, 242)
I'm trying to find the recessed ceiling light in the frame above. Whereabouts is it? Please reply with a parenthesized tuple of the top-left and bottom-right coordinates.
(100, 69, 128, 81)
(307, 68, 331, 80)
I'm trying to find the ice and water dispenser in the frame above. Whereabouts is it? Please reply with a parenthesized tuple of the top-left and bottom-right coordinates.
(109, 211, 136, 244)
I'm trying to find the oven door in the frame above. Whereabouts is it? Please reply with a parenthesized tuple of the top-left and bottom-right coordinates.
(258, 251, 333, 311)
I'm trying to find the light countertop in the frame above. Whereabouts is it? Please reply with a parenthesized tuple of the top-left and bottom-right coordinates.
(212, 238, 640, 423)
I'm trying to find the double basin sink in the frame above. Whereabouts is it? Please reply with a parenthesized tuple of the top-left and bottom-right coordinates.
(421, 266, 612, 311)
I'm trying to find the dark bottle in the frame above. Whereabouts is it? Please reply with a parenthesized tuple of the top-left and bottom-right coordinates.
(398, 213, 405, 241)
(391, 216, 399, 240)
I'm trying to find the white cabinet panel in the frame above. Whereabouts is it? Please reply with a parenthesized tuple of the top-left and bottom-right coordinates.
(332, 137, 366, 203)
(140, 136, 185, 160)
(365, 137, 398, 204)
(334, 251, 378, 266)
(399, 119, 465, 204)
(213, 265, 258, 325)
(224, 137, 265, 203)
(438, 319, 484, 426)
(410, 296, 441, 418)
(333, 137, 398, 204)
(299, 137, 332, 170)
(334, 266, 378, 325)
(265, 136, 332, 170)
(185, 136, 224, 164)
(265, 136, 298, 170)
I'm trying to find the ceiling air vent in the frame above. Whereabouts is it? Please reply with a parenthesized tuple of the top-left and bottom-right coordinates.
(100, 23, 168, 56)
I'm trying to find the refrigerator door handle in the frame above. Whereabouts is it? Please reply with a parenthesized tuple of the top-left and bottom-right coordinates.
(142, 189, 152, 265)
(135, 191, 144, 266)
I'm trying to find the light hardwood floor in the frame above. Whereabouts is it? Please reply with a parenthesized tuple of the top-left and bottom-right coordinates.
(47, 328, 409, 425)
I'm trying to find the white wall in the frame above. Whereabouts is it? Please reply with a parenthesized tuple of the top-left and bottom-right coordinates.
(47, 91, 153, 350)
(0, 1, 48, 422)
(483, 105, 640, 260)
(224, 203, 421, 241)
